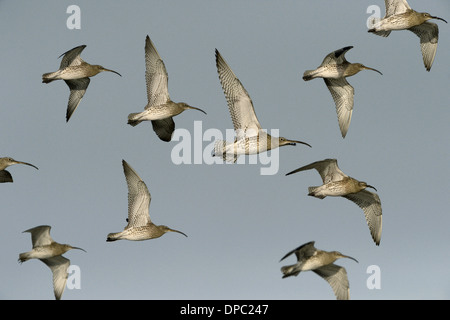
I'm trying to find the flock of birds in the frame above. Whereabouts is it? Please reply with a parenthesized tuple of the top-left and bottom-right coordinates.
(5, 0, 446, 300)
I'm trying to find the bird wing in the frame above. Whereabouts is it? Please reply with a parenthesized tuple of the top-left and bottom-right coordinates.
(313, 263, 350, 300)
(344, 190, 382, 245)
(23, 225, 53, 248)
(324, 78, 354, 138)
(151, 118, 175, 142)
(65, 78, 90, 122)
(408, 22, 439, 71)
(320, 46, 353, 67)
(0, 170, 13, 183)
(41, 256, 70, 300)
(59, 45, 87, 69)
(286, 159, 347, 184)
(144, 35, 170, 108)
(122, 160, 152, 228)
(215, 49, 261, 137)
(384, 0, 411, 17)
(279, 241, 316, 262)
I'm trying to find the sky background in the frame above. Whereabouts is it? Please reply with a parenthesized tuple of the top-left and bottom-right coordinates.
(0, 1, 449, 300)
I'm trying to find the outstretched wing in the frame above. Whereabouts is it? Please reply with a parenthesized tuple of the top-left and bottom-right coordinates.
(59, 45, 86, 69)
(320, 46, 353, 66)
(65, 78, 90, 122)
(279, 241, 316, 263)
(324, 78, 354, 138)
(344, 190, 382, 245)
(144, 35, 170, 108)
(384, 0, 411, 17)
(122, 160, 152, 228)
(286, 159, 347, 184)
(151, 118, 175, 142)
(23, 225, 53, 248)
(408, 22, 439, 71)
(215, 49, 261, 136)
(0, 170, 13, 183)
(313, 263, 350, 300)
(41, 256, 70, 300)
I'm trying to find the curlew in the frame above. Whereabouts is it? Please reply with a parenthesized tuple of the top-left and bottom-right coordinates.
(0, 157, 38, 183)
(368, 0, 447, 71)
(286, 158, 382, 245)
(18, 225, 85, 300)
(280, 241, 358, 300)
(303, 46, 382, 138)
(42, 45, 121, 122)
(127, 35, 206, 142)
(213, 49, 311, 163)
(107, 160, 187, 242)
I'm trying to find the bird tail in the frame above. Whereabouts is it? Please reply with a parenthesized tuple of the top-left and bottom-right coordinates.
(367, 18, 391, 37)
(308, 186, 326, 199)
(106, 232, 121, 242)
(281, 264, 301, 278)
(18, 252, 31, 263)
(367, 29, 391, 37)
(213, 140, 238, 163)
(127, 113, 143, 127)
(42, 71, 60, 84)
(302, 69, 318, 81)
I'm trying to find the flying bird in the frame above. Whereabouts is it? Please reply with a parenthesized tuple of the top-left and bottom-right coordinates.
(18, 225, 86, 300)
(213, 49, 311, 162)
(280, 241, 358, 300)
(286, 158, 382, 245)
(127, 35, 206, 142)
(303, 46, 382, 138)
(42, 45, 122, 122)
(368, 0, 447, 71)
(107, 160, 187, 241)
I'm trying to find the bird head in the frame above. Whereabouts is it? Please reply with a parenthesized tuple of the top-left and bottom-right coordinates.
(421, 12, 447, 23)
(0, 157, 38, 171)
(360, 181, 377, 192)
(277, 137, 312, 148)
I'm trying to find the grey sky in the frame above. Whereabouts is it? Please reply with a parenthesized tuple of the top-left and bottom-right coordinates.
(0, 1, 449, 300)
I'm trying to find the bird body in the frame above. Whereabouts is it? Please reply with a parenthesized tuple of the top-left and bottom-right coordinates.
(280, 241, 358, 300)
(0, 157, 38, 183)
(18, 225, 85, 300)
(127, 35, 206, 142)
(128, 101, 197, 124)
(42, 45, 121, 122)
(368, 0, 447, 71)
(303, 46, 382, 138)
(213, 49, 311, 162)
(286, 159, 382, 245)
(107, 160, 187, 242)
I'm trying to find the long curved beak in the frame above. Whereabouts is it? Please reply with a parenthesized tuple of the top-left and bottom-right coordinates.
(431, 16, 447, 23)
(71, 246, 87, 253)
(169, 228, 188, 237)
(343, 254, 358, 263)
(283, 139, 312, 148)
(15, 161, 38, 170)
(102, 68, 122, 77)
(363, 66, 383, 75)
(285, 167, 303, 176)
(366, 184, 377, 192)
(186, 106, 207, 115)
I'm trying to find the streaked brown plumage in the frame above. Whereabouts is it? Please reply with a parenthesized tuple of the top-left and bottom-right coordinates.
(107, 160, 187, 242)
